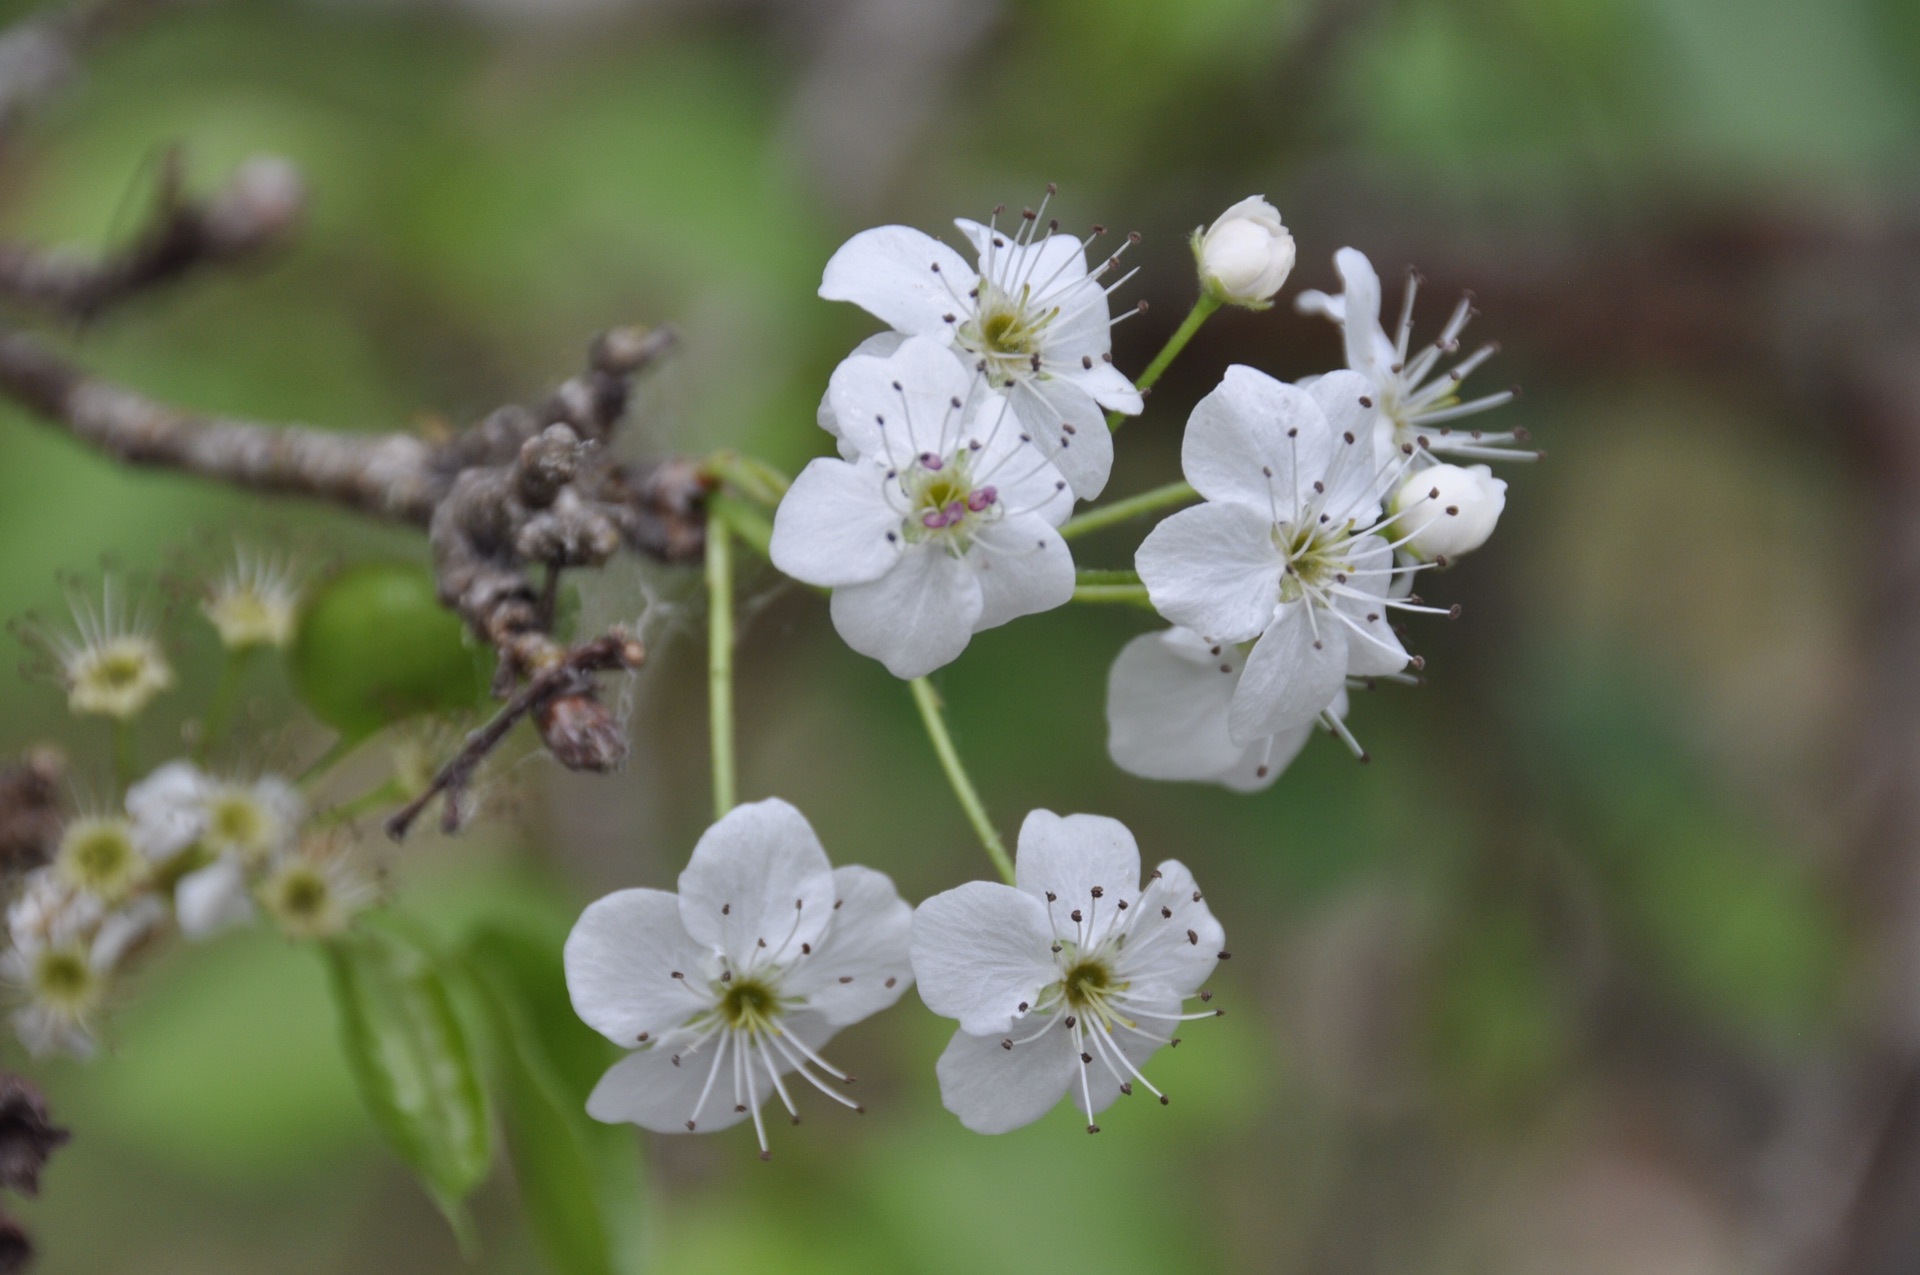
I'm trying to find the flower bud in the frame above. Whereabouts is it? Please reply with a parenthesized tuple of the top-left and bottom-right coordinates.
(1192, 196, 1296, 309)
(1392, 464, 1506, 561)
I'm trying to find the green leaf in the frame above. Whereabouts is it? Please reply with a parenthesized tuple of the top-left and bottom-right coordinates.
(324, 921, 494, 1247)
(464, 924, 646, 1275)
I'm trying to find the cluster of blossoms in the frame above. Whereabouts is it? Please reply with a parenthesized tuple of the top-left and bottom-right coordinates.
(8, 758, 371, 1056)
(5, 552, 377, 1057)
(569, 190, 1531, 1154)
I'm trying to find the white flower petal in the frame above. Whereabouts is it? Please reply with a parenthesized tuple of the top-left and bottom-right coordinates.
(769, 458, 902, 588)
(1117, 860, 1224, 1000)
(825, 334, 976, 461)
(1303, 370, 1390, 522)
(1135, 502, 1283, 643)
(817, 331, 906, 454)
(1180, 365, 1333, 514)
(783, 865, 914, 1028)
(1216, 718, 1317, 792)
(1331, 247, 1394, 380)
(1007, 375, 1113, 500)
(828, 546, 983, 679)
(910, 881, 1058, 1037)
(677, 798, 839, 965)
(1014, 810, 1141, 923)
(969, 518, 1075, 633)
(564, 887, 713, 1046)
(1229, 603, 1348, 742)
(1106, 629, 1248, 782)
(174, 857, 254, 939)
(934, 1022, 1078, 1135)
(820, 226, 974, 340)
(125, 759, 208, 860)
(1056, 357, 1143, 415)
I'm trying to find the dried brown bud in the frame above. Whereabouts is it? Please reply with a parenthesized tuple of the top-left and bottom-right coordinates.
(537, 692, 627, 772)
(0, 750, 63, 872)
(0, 1212, 30, 1274)
(0, 1074, 70, 1197)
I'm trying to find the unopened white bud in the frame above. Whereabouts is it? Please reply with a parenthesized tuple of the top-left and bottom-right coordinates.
(1192, 196, 1296, 308)
(1392, 464, 1506, 560)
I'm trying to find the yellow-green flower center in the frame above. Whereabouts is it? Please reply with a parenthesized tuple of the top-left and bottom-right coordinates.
(1062, 958, 1113, 1010)
(718, 978, 781, 1034)
(208, 794, 270, 857)
(32, 946, 95, 1010)
(57, 819, 142, 899)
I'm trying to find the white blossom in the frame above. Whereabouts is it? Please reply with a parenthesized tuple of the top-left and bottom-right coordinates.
(1107, 627, 1355, 790)
(51, 815, 149, 904)
(125, 761, 303, 939)
(258, 837, 372, 941)
(771, 336, 1075, 679)
(4, 869, 160, 1058)
(203, 546, 301, 651)
(32, 579, 173, 721)
(564, 798, 913, 1159)
(1295, 247, 1532, 471)
(1193, 196, 1296, 309)
(818, 193, 1143, 499)
(1135, 366, 1439, 743)
(911, 811, 1224, 1134)
(1390, 463, 1507, 561)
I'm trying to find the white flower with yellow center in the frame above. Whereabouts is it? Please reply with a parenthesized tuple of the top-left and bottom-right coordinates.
(203, 547, 301, 651)
(1106, 627, 1358, 791)
(52, 815, 150, 904)
(564, 798, 913, 1159)
(911, 811, 1225, 1134)
(1295, 247, 1533, 473)
(4, 869, 160, 1058)
(258, 838, 372, 941)
(770, 336, 1075, 679)
(1135, 367, 1452, 742)
(819, 191, 1143, 499)
(126, 761, 303, 938)
(33, 580, 173, 721)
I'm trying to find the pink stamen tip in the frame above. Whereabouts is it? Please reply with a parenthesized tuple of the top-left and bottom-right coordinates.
(966, 486, 998, 512)
(945, 500, 967, 522)
(918, 453, 944, 471)
(922, 509, 948, 529)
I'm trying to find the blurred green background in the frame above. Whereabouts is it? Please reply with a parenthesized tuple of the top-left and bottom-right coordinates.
(0, 0, 1913, 1270)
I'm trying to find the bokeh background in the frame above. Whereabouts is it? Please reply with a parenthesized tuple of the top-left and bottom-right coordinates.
(0, 0, 1915, 1270)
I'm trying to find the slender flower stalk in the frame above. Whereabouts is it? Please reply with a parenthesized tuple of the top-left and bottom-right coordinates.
(1106, 294, 1221, 431)
(909, 678, 1014, 886)
(1058, 481, 1199, 541)
(707, 520, 737, 820)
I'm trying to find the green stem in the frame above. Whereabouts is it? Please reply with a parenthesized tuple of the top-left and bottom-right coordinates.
(1106, 293, 1221, 430)
(110, 719, 134, 793)
(195, 646, 255, 766)
(706, 519, 737, 820)
(702, 450, 791, 508)
(1071, 584, 1154, 608)
(1058, 480, 1198, 541)
(709, 494, 773, 559)
(908, 678, 1015, 885)
(1075, 568, 1141, 587)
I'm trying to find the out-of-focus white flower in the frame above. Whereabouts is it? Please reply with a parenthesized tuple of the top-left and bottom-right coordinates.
(565, 798, 913, 1159)
(1107, 627, 1353, 790)
(1390, 463, 1507, 561)
(819, 191, 1143, 499)
(1136, 366, 1436, 743)
(5, 871, 160, 1059)
(911, 811, 1224, 1134)
(1193, 196, 1295, 309)
(771, 336, 1075, 679)
(51, 815, 149, 904)
(32, 580, 173, 721)
(203, 546, 301, 652)
(1296, 247, 1533, 470)
(126, 761, 303, 939)
(258, 838, 372, 941)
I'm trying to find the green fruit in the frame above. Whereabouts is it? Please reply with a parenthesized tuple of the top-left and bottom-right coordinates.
(291, 562, 490, 739)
